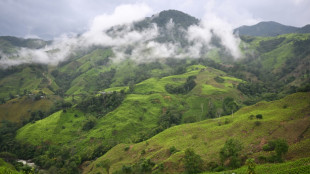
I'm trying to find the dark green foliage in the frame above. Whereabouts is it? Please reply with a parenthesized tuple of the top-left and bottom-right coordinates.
(254, 121, 261, 126)
(76, 91, 125, 117)
(275, 139, 289, 159)
(92, 144, 113, 159)
(263, 139, 289, 163)
(258, 37, 285, 53)
(297, 83, 310, 92)
(169, 146, 178, 155)
(206, 161, 220, 172)
(183, 115, 197, 123)
(245, 158, 256, 174)
(222, 97, 239, 115)
(128, 82, 135, 94)
(115, 158, 155, 174)
(158, 108, 182, 129)
(51, 69, 82, 92)
(165, 76, 196, 94)
(249, 115, 255, 120)
(95, 68, 116, 90)
(150, 10, 199, 29)
(96, 159, 111, 174)
(219, 138, 243, 169)
(82, 120, 96, 131)
(0, 152, 17, 163)
(122, 165, 132, 173)
(235, 21, 298, 37)
(0, 120, 19, 152)
(214, 76, 225, 83)
(237, 82, 267, 96)
(293, 38, 310, 57)
(184, 148, 204, 174)
(124, 146, 130, 151)
(256, 114, 263, 119)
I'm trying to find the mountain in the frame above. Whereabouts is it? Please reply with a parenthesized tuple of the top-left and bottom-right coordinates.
(298, 24, 310, 33)
(0, 10, 310, 174)
(235, 21, 310, 36)
(0, 36, 50, 54)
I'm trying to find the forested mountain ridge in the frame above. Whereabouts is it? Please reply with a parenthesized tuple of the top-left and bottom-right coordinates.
(0, 9, 310, 174)
(235, 21, 310, 36)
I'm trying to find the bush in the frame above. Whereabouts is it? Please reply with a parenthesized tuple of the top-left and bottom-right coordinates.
(220, 139, 243, 169)
(165, 76, 196, 94)
(184, 148, 204, 174)
(124, 146, 130, 151)
(249, 115, 254, 120)
(245, 158, 256, 174)
(254, 121, 261, 126)
(169, 146, 178, 155)
(263, 139, 289, 163)
(82, 120, 96, 131)
(214, 76, 225, 83)
(256, 114, 263, 119)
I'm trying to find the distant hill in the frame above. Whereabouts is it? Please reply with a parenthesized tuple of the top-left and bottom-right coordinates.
(0, 36, 50, 54)
(235, 21, 310, 36)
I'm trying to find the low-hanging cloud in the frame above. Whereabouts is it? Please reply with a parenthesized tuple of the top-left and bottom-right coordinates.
(0, 2, 242, 68)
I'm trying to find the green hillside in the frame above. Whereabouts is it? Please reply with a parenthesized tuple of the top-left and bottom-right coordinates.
(15, 65, 245, 164)
(0, 10, 310, 174)
(83, 92, 310, 173)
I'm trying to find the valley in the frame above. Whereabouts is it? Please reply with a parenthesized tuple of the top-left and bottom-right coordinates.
(0, 9, 310, 174)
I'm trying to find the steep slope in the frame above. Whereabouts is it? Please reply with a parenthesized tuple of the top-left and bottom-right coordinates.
(239, 33, 310, 90)
(0, 96, 59, 123)
(84, 92, 310, 174)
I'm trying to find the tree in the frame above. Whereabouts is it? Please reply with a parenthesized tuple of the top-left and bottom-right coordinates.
(184, 148, 203, 174)
(263, 139, 289, 162)
(222, 97, 239, 116)
(97, 159, 111, 174)
(219, 138, 243, 169)
(275, 139, 289, 161)
(245, 158, 256, 174)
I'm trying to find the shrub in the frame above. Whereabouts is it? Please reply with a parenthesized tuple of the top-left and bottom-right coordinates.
(263, 139, 289, 163)
(249, 115, 254, 120)
(124, 146, 130, 151)
(184, 148, 204, 174)
(183, 116, 197, 123)
(254, 121, 261, 126)
(220, 139, 243, 169)
(122, 165, 132, 173)
(82, 120, 96, 131)
(256, 114, 263, 119)
(169, 146, 178, 155)
(245, 158, 256, 174)
(214, 76, 225, 83)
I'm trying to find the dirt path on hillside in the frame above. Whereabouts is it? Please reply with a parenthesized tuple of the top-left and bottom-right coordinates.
(42, 73, 52, 86)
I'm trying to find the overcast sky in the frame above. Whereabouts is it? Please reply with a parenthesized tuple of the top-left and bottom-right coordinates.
(0, 0, 309, 39)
